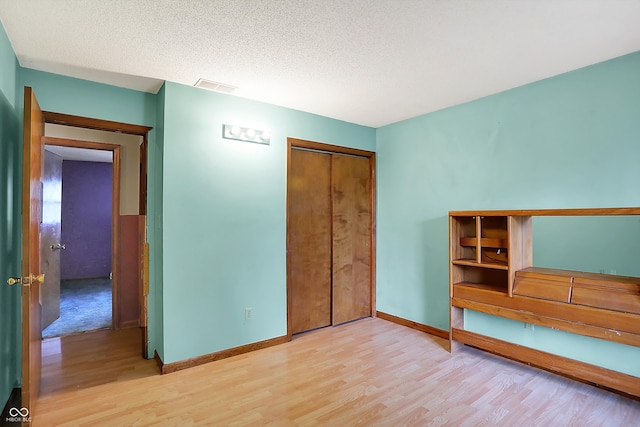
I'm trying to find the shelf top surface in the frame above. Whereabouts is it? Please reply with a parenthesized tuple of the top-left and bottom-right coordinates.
(449, 207, 640, 217)
(452, 259, 509, 270)
(518, 267, 640, 283)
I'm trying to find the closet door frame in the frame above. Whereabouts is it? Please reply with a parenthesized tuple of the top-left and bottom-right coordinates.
(286, 138, 376, 340)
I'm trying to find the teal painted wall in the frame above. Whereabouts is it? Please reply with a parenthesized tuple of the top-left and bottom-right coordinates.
(533, 215, 640, 276)
(376, 52, 640, 374)
(17, 69, 160, 357)
(0, 23, 16, 107)
(160, 81, 375, 363)
(465, 311, 640, 376)
(18, 68, 156, 126)
(0, 22, 21, 408)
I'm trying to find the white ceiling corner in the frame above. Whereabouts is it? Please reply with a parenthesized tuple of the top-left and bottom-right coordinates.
(1, 0, 639, 128)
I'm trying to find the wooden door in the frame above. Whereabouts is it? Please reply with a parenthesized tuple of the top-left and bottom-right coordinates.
(287, 139, 375, 336)
(331, 154, 372, 325)
(22, 86, 45, 414)
(41, 149, 63, 330)
(287, 149, 332, 334)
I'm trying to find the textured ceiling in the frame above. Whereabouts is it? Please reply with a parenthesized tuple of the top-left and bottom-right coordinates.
(1, 1, 640, 127)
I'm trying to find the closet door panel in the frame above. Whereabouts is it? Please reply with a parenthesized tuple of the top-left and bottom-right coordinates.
(332, 154, 372, 325)
(288, 149, 332, 334)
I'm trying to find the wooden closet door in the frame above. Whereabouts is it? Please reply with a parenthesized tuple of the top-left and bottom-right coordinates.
(331, 154, 372, 325)
(288, 149, 332, 334)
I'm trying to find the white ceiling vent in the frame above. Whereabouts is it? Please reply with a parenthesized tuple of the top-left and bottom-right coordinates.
(194, 78, 237, 94)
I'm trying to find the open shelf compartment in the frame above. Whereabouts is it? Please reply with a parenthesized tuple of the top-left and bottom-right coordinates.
(451, 264, 509, 294)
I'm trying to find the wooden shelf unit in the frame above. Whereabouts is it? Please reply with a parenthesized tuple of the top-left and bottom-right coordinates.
(449, 208, 640, 398)
(450, 214, 531, 296)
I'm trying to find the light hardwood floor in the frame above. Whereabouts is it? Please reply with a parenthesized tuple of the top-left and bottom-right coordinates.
(35, 318, 639, 426)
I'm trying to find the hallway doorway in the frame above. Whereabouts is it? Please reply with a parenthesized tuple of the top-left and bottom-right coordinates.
(41, 143, 116, 338)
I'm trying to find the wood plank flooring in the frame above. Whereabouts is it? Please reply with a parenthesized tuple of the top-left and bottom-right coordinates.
(35, 318, 639, 426)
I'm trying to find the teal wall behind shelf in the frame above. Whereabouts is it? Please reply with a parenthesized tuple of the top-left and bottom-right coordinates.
(464, 310, 640, 377)
(375, 51, 640, 373)
(533, 215, 640, 276)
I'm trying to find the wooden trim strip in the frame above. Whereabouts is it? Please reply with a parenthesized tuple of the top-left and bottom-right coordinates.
(118, 320, 140, 329)
(452, 328, 640, 398)
(139, 134, 148, 215)
(43, 136, 121, 151)
(369, 155, 377, 319)
(376, 311, 449, 340)
(160, 336, 289, 374)
(153, 350, 163, 372)
(452, 285, 640, 335)
(285, 139, 293, 341)
(453, 298, 640, 348)
(449, 207, 640, 217)
(43, 111, 152, 135)
(288, 137, 375, 158)
(112, 147, 121, 329)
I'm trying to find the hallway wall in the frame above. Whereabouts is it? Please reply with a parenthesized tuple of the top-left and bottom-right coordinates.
(60, 160, 112, 280)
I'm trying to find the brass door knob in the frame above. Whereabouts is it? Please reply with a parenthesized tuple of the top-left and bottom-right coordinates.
(6, 274, 44, 286)
(7, 277, 21, 286)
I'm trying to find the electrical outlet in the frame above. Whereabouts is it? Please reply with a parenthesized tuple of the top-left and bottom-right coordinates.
(245, 307, 253, 321)
(524, 323, 535, 331)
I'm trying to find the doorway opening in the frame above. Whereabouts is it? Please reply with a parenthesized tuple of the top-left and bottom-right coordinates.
(41, 142, 116, 338)
(20, 88, 153, 416)
(39, 112, 151, 356)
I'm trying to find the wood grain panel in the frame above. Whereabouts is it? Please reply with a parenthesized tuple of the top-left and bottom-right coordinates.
(449, 216, 470, 350)
(43, 111, 152, 135)
(287, 149, 332, 334)
(453, 283, 640, 335)
(40, 149, 62, 330)
(331, 154, 371, 325)
(287, 137, 375, 158)
(450, 216, 477, 265)
(513, 270, 573, 303)
(22, 86, 45, 415)
(507, 215, 533, 296)
(450, 207, 640, 216)
(452, 298, 640, 347)
(572, 276, 640, 315)
(117, 215, 142, 328)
